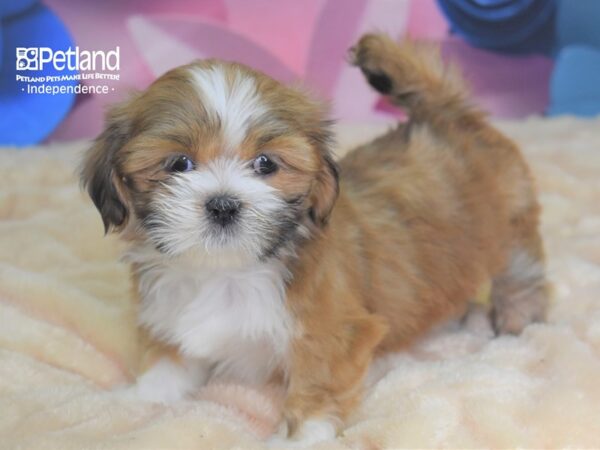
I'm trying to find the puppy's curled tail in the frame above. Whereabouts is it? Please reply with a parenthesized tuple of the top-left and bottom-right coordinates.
(351, 33, 481, 128)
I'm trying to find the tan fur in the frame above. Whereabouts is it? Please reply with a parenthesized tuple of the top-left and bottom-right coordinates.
(279, 34, 548, 433)
(81, 33, 548, 439)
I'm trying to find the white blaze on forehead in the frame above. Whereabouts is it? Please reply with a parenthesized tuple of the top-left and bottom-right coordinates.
(190, 65, 267, 150)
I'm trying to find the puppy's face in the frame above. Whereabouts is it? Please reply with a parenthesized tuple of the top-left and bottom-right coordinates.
(82, 60, 338, 264)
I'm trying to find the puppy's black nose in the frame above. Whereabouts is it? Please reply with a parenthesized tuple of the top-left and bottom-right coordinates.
(205, 195, 241, 226)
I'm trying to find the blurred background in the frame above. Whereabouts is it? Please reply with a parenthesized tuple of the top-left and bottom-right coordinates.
(1, 0, 599, 146)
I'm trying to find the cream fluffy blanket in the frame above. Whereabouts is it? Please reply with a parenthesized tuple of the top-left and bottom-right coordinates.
(1, 117, 600, 449)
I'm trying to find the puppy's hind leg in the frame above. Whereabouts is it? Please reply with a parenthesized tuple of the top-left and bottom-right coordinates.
(491, 216, 549, 335)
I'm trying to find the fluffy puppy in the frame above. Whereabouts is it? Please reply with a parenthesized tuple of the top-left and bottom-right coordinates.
(81, 33, 548, 445)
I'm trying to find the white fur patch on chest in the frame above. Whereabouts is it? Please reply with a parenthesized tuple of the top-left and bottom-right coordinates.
(131, 251, 293, 384)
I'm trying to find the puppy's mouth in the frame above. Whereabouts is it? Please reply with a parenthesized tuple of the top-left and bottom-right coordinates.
(142, 201, 268, 259)
(142, 172, 303, 262)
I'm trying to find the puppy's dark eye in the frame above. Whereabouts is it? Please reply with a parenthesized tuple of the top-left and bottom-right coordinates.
(168, 155, 194, 173)
(253, 154, 277, 175)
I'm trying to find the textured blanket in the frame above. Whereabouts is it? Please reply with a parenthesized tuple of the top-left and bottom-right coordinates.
(1, 117, 600, 449)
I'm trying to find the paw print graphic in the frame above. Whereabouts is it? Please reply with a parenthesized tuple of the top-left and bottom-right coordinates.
(16, 48, 39, 70)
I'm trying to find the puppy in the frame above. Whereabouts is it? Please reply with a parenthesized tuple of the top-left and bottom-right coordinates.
(81, 33, 548, 445)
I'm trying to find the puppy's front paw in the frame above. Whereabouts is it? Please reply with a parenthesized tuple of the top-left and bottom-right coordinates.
(267, 419, 337, 448)
(121, 357, 207, 404)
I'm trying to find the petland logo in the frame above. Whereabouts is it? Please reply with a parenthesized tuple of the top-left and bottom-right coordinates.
(16, 46, 120, 71)
(15, 46, 121, 95)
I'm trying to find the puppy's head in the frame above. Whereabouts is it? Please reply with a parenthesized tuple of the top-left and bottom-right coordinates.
(81, 60, 338, 264)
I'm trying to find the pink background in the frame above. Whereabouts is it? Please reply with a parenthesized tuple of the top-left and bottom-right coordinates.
(44, 0, 553, 142)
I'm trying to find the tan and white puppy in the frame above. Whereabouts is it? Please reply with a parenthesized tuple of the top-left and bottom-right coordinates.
(81, 34, 548, 446)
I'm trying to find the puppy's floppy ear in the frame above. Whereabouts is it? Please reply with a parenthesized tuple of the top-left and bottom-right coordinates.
(307, 120, 339, 226)
(80, 102, 134, 234)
